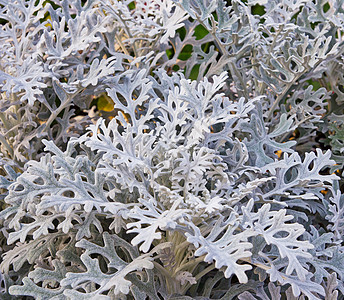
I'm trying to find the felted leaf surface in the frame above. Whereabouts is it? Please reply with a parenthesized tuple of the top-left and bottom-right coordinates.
(185, 212, 255, 283)
(61, 232, 155, 297)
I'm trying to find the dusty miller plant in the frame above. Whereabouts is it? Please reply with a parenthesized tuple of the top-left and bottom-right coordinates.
(0, 0, 344, 299)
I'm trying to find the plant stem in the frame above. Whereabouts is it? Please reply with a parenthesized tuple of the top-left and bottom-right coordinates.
(174, 256, 205, 274)
(266, 78, 297, 120)
(195, 15, 249, 99)
(42, 87, 83, 135)
(180, 263, 215, 295)
(0, 135, 14, 157)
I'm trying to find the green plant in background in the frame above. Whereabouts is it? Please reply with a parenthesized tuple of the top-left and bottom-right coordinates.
(0, 0, 343, 299)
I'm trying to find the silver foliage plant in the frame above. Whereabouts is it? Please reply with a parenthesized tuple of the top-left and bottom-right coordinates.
(0, 0, 344, 299)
